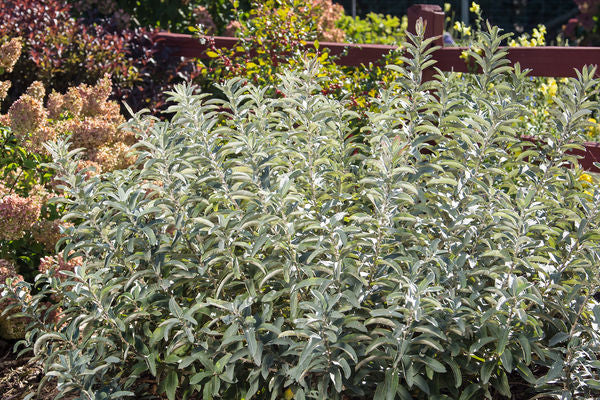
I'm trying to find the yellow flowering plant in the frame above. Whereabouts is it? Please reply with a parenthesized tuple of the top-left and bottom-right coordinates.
(444, 4, 597, 142)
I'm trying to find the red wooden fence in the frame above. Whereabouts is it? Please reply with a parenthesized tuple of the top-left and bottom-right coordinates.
(154, 4, 600, 172)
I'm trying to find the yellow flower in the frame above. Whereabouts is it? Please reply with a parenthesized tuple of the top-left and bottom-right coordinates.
(579, 173, 594, 187)
(284, 388, 294, 400)
(547, 78, 557, 97)
(463, 26, 472, 36)
(454, 21, 463, 32)
(586, 118, 599, 138)
(532, 26, 546, 46)
(469, 2, 481, 14)
(508, 39, 518, 47)
(539, 78, 557, 101)
(444, 3, 451, 12)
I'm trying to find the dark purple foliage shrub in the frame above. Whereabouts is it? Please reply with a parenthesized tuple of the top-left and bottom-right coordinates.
(0, 0, 194, 113)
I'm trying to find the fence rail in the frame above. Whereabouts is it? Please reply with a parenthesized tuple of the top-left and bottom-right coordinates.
(154, 4, 600, 172)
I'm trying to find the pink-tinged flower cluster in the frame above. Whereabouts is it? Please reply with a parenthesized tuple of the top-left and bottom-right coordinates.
(8, 93, 47, 136)
(46, 90, 64, 119)
(193, 6, 216, 34)
(0, 37, 21, 73)
(46, 75, 135, 171)
(23, 125, 57, 153)
(0, 80, 10, 101)
(67, 116, 120, 150)
(31, 219, 72, 251)
(25, 80, 45, 100)
(76, 160, 101, 177)
(39, 253, 82, 280)
(79, 74, 113, 117)
(0, 183, 44, 241)
(312, 0, 345, 42)
(0, 258, 16, 283)
(92, 141, 135, 172)
(48, 74, 117, 119)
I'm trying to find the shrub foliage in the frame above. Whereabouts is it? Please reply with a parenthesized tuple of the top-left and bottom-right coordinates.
(0, 0, 192, 113)
(7, 20, 600, 399)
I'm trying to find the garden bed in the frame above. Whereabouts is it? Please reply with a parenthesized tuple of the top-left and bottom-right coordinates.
(0, 340, 56, 400)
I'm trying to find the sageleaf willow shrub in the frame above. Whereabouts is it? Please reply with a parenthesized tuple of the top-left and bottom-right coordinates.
(8, 20, 600, 400)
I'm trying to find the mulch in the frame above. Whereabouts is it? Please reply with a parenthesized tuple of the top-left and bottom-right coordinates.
(0, 339, 59, 400)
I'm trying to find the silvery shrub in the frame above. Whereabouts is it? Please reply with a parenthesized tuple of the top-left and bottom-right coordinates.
(6, 20, 600, 400)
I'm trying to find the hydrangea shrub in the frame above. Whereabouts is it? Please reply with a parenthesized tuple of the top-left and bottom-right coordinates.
(0, 38, 136, 339)
(7, 20, 600, 400)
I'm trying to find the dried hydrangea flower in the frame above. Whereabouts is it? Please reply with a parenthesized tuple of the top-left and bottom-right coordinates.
(0, 38, 22, 73)
(39, 253, 82, 279)
(0, 80, 11, 102)
(47, 90, 64, 120)
(0, 183, 44, 241)
(312, 0, 345, 42)
(8, 94, 47, 137)
(76, 160, 101, 179)
(25, 81, 45, 101)
(0, 258, 16, 283)
(0, 258, 30, 340)
(79, 74, 112, 117)
(64, 86, 84, 117)
(223, 20, 242, 37)
(67, 116, 120, 151)
(23, 125, 57, 153)
(92, 141, 134, 171)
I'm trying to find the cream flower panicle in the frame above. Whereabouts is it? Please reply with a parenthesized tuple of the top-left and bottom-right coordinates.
(25, 81, 45, 101)
(8, 94, 47, 137)
(0, 38, 21, 73)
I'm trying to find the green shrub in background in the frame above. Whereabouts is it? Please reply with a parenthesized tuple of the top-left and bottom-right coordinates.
(6, 19, 600, 400)
(337, 12, 407, 45)
(198, 0, 404, 140)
